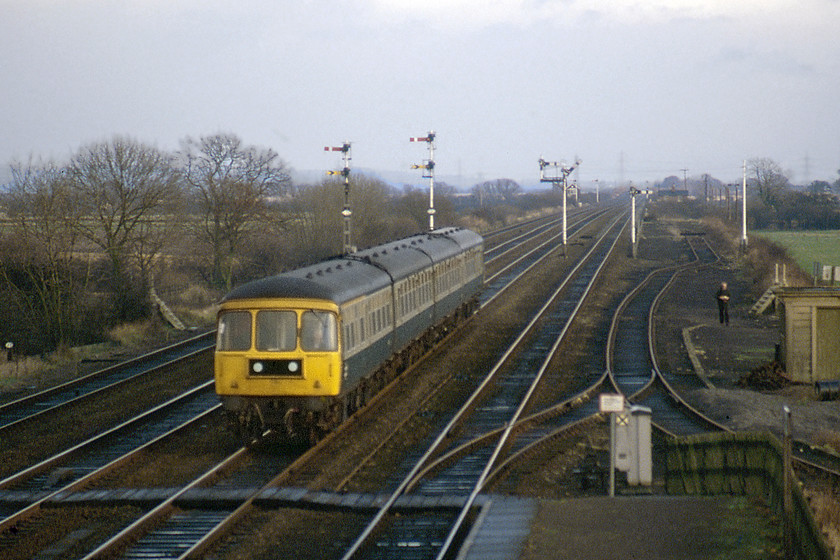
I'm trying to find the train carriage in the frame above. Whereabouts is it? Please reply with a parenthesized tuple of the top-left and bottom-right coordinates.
(214, 227, 483, 444)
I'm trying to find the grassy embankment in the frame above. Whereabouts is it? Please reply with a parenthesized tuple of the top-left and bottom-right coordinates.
(752, 230, 840, 283)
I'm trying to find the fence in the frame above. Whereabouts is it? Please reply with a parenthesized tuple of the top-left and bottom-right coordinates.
(814, 262, 840, 286)
(665, 432, 831, 560)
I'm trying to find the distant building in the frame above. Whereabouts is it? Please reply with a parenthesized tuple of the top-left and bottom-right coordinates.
(656, 188, 690, 200)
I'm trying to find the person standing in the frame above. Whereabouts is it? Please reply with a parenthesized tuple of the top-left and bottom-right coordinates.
(716, 281, 731, 325)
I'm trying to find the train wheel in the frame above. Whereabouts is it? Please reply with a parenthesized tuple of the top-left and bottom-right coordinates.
(308, 425, 323, 447)
(357, 379, 369, 409)
(237, 404, 264, 447)
(309, 409, 330, 446)
(284, 408, 306, 443)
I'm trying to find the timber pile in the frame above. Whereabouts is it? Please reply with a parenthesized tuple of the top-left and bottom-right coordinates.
(738, 361, 792, 390)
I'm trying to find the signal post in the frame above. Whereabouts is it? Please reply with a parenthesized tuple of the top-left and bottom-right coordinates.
(539, 157, 581, 256)
(324, 142, 353, 254)
(628, 185, 652, 258)
(411, 131, 436, 231)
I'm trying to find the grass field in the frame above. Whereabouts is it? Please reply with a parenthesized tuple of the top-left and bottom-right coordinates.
(752, 230, 840, 275)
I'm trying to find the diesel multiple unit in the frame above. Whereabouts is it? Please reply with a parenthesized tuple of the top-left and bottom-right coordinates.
(214, 227, 484, 444)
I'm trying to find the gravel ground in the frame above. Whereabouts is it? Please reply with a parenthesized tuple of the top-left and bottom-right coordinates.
(655, 233, 840, 446)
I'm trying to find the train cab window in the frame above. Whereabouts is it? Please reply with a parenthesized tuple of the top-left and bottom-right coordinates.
(256, 310, 297, 351)
(217, 311, 252, 351)
(301, 311, 338, 351)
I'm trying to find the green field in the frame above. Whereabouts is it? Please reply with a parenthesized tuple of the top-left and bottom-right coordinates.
(752, 230, 840, 273)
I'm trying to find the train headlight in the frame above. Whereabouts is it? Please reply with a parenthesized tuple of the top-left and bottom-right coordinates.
(248, 359, 303, 377)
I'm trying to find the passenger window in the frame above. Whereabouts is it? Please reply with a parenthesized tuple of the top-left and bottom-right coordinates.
(301, 310, 338, 351)
(256, 310, 297, 351)
(217, 311, 252, 351)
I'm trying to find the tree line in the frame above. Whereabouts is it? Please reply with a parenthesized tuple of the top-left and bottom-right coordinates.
(0, 133, 551, 355)
(656, 158, 840, 230)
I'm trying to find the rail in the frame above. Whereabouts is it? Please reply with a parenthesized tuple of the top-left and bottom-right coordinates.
(339, 210, 627, 559)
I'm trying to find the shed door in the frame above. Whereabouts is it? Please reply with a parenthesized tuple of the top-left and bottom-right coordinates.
(816, 308, 840, 381)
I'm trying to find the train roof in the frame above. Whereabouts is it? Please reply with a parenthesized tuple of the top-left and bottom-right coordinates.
(221, 227, 483, 305)
(348, 227, 480, 281)
(221, 259, 390, 304)
(436, 226, 483, 252)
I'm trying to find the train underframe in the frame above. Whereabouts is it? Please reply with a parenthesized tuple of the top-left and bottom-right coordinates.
(223, 296, 479, 446)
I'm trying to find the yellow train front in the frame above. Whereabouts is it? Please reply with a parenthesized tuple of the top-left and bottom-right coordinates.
(214, 227, 484, 444)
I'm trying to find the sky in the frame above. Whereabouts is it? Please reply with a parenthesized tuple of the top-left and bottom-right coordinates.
(2, 0, 839, 190)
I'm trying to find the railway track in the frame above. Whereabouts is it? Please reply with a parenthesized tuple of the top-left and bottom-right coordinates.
(491, 229, 840, 504)
(330, 211, 628, 558)
(614, 234, 726, 436)
(0, 332, 213, 427)
(481, 208, 610, 306)
(65, 208, 624, 559)
(8, 209, 835, 559)
(0, 208, 615, 559)
(0, 384, 218, 525)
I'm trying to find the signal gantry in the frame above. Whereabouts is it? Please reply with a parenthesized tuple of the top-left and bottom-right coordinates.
(539, 157, 581, 255)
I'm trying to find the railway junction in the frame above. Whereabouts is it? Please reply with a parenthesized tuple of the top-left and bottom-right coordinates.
(0, 204, 837, 559)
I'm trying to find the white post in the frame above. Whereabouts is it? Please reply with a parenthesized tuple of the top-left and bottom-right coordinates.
(741, 160, 748, 250)
(324, 142, 353, 254)
(410, 132, 436, 231)
(539, 157, 579, 256)
(609, 412, 616, 497)
(629, 186, 641, 258)
(599, 394, 625, 498)
(783, 406, 793, 559)
(562, 177, 568, 252)
(428, 136, 435, 231)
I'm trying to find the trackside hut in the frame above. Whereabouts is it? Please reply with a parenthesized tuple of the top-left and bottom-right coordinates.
(776, 287, 840, 383)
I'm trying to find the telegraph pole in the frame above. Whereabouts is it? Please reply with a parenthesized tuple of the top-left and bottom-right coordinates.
(539, 157, 581, 256)
(411, 131, 436, 231)
(324, 142, 353, 254)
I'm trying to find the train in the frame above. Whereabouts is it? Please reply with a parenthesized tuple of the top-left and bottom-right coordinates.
(214, 227, 484, 444)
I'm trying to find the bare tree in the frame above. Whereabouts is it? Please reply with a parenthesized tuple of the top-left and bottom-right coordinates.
(396, 184, 433, 231)
(2, 158, 83, 348)
(283, 180, 343, 262)
(346, 175, 402, 246)
(472, 178, 521, 204)
(67, 136, 182, 321)
(179, 133, 291, 290)
(748, 157, 790, 211)
(492, 178, 522, 202)
(281, 174, 463, 269)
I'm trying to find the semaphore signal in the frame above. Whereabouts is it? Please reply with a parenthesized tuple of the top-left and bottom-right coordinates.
(628, 184, 652, 257)
(324, 142, 354, 254)
(539, 156, 582, 256)
(411, 131, 436, 230)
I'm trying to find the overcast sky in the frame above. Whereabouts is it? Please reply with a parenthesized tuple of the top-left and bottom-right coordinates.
(2, 0, 839, 189)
